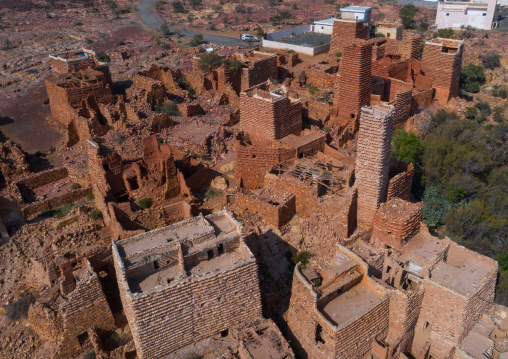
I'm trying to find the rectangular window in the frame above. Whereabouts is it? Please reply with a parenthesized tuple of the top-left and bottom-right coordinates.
(208, 250, 214, 260)
(218, 243, 224, 255)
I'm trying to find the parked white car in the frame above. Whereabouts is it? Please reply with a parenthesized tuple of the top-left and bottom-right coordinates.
(241, 34, 259, 42)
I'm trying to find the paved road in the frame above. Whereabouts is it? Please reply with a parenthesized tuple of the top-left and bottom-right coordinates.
(136, 0, 248, 46)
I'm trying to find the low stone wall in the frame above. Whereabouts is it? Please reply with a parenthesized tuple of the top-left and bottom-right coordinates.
(235, 191, 296, 228)
(22, 188, 90, 219)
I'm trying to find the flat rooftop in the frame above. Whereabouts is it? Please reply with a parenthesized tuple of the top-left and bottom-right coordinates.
(431, 255, 493, 296)
(50, 49, 95, 61)
(278, 132, 326, 149)
(117, 216, 214, 259)
(314, 17, 336, 25)
(319, 283, 384, 326)
(341, 5, 373, 11)
(396, 231, 448, 274)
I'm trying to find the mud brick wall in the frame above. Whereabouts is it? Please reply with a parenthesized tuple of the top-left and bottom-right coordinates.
(177, 103, 204, 117)
(372, 199, 422, 247)
(240, 56, 278, 91)
(304, 100, 332, 123)
(391, 89, 412, 128)
(305, 68, 339, 91)
(387, 163, 414, 200)
(119, 260, 262, 359)
(264, 174, 317, 217)
(421, 40, 463, 103)
(235, 192, 296, 228)
(285, 267, 336, 359)
(372, 61, 391, 79)
(22, 188, 90, 219)
(50, 57, 97, 74)
(413, 281, 468, 357)
(333, 296, 390, 358)
(411, 89, 433, 111)
(334, 41, 372, 122)
(240, 94, 302, 140)
(185, 166, 211, 191)
(399, 32, 421, 60)
(16, 167, 68, 191)
(236, 142, 296, 189)
(387, 62, 410, 82)
(330, 20, 369, 54)
(218, 65, 242, 94)
(387, 78, 413, 102)
(355, 104, 394, 224)
(56, 263, 115, 358)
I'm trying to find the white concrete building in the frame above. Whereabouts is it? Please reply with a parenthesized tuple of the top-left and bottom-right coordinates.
(340, 6, 373, 22)
(435, 0, 499, 30)
(313, 17, 335, 34)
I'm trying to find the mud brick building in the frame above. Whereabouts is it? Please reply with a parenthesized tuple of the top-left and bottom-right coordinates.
(399, 31, 421, 60)
(421, 38, 464, 103)
(235, 187, 296, 228)
(371, 198, 422, 249)
(355, 104, 394, 224)
(28, 256, 116, 358)
(285, 245, 390, 359)
(330, 19, 369, 54)
(333, 41, 372, 127)
(45, 68, 114, 125)
(240, 82, 302, 141)
(49, 48, 99, 74)
(235, 136, 296, 189)
(112, 211, 262, 359)
(375, 23, 402, 40)
(387, 159, 414, 201)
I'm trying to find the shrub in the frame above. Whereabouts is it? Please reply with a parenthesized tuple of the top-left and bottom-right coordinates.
(138, 198, 153, 209)
(197, 52, 224, 72)
(90, 209, 103, 220)
(290, 251, 312, 268)
(298, 70, 306, 84)
(308, 86, 319, 95)
(475, 101, 491, 119)
(96, 51, 110, 63)
(480, 51, 501, 70)
(464, 106, 479, 121)
(70, 182, 82, 190)
(235, 4, 246, 13)
(460, 63, 485, 93)
(157, 136, 164, 143)
(35, 151, 45, 157)
(172, 1, 184, 13)
(422, 186, 451, 228)
(154, 102, 179, 116)
(206, 23, 217, 31)
(113, 133, 125, 144)
(188, 34, 204, 47)
(499, 88, 508, 99)
(390, 129, 423, 164)
(39, 203, 76, 218)
(4, 295, 34, 321)
(436, 28, 455, 39)
(205, 188, 221, 199)
(335, 51, 342, 57)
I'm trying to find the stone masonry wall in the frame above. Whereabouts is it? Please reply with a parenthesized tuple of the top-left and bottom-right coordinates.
(334, 41, 372, 124)
(330, 20, 369, 54)
(421, 40, 463, 103)
(387, 163, 414, 201)
(235, 191, 296, 228)
(399, 32, 421, 60)
(264, 174, 318, 217)
(241, 56, 278, 91)
(355, 104, 394, 224)
(121, 260, 262, 359)
(240, 92, 302, 141)
(391, 89, 412, 128)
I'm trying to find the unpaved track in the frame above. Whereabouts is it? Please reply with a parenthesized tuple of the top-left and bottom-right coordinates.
(136, 0, 248, 47)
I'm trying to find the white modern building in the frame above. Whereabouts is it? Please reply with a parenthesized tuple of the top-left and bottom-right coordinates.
(313, 17, 335, 34)
(340, 6, 373, 22)
(435, 0, 499, 30)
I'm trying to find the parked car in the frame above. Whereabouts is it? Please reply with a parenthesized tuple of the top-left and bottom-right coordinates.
(241, 34, 259, 42)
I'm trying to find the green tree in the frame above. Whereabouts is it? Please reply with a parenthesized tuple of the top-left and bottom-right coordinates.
(460, 63, 485, 93)
(256, 25, 264, 39)
(390, 130, 423, 164)
(197, 52, 225, 72)
(422, 186, 451, 228)
(399, 4, 419, 29)
(172, 1, 184, 13)
(464, 106, 479, 121)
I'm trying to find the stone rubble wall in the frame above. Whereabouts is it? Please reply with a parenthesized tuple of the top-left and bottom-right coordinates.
(235, 191, 296, 228)
(387, 163, 414, 201)
(355, 104, 394, 224)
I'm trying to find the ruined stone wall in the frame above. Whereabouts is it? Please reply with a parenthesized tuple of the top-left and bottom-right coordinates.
(218, 65, 242, 94)
(185, 165, 211, 191)
(285, 268, 336, 359)
(56, 262, 115, 358)
(304, 100, 332, 124)
(28, 302, 63, 344)
(391, 89, 412, 128)
(177, 103, 204, 117)
(346, 189, 358, 237)
(333, 296, 390, 358)
(334, 41, 372, 124)
(372, 200, 422, 248)
(236, 142, 296, 189)
(15, 167, 68, 192)
(387, 78, 413, 101)
(387, 163, 414, 201)
(305, 68, 339, 91)
(235, 192, 296, 228)
(240, 93, 302, 140)
(132, 74, 166, 106)
(355, 104, 394, 224)
(264, 174, 317, 217)
(421, 41, 463, 103)
(22, 188, 90, 219)
(120, 259, 262, 359)
(411, 89, 433, 111)
(50, 56, 97, 74)
(330, 20, 369, 54)
(241, 56, 278, 91)
(399, 32, 421, 60)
